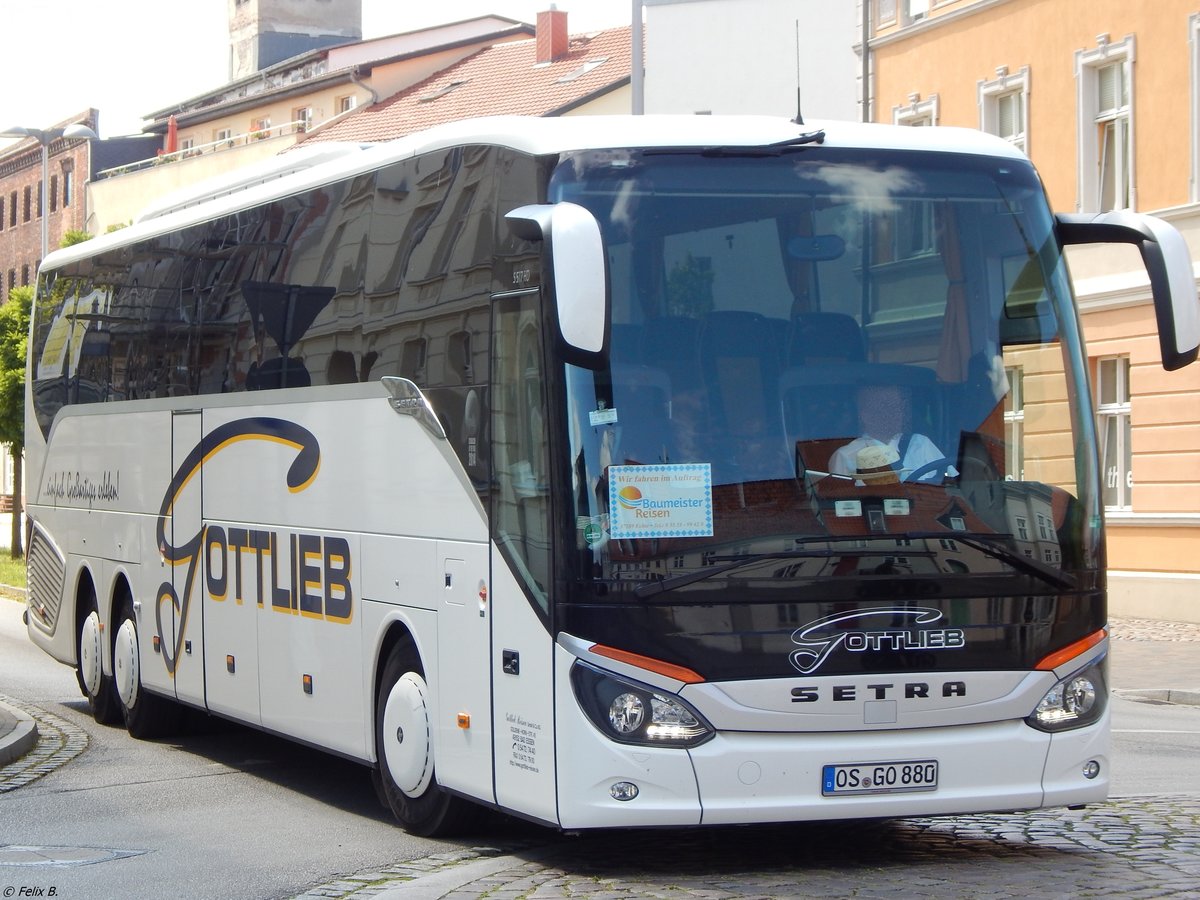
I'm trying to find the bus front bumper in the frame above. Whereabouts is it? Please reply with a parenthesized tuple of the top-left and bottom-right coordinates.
(555, 712, 1109, 830)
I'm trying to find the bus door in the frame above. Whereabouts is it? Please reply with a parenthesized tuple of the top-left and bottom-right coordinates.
(435, 541, 494, 802)
(170, 409, 206, 706)
(487, 290, 559, 824)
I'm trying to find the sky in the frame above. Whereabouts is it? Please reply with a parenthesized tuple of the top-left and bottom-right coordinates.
(1, 0, 631, 147)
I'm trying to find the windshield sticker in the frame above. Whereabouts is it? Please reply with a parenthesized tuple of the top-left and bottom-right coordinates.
(609, 464, 713, 538)
(589, 406, 619, 427)
(577, 515, 608, 546)
(835, 500, 862, 517)
(884, 499, 911, 516)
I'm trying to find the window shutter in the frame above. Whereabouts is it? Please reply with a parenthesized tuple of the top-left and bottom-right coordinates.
(1097, 64, 1124, 114)
(998, 94, 1016, 138)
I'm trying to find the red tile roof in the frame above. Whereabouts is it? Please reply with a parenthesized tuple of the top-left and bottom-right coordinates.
(304, 26, 633, 145)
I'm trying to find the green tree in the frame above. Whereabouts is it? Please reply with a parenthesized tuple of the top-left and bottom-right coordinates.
(0, 286, 31, 557)
(61, 229, 93, 247)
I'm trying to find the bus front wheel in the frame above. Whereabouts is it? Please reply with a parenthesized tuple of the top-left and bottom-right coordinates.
(374, 642, 477, 837)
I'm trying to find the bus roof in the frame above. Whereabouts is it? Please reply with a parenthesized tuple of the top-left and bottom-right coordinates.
(42, 115, 1026, 273)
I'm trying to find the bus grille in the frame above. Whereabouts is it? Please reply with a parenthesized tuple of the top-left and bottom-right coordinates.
(27, 529, 65, 634)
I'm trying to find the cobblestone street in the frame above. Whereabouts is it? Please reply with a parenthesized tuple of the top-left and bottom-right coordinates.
(289, 796, 1200, 899)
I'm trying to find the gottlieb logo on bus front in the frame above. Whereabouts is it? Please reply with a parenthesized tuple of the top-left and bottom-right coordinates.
(608, 464, 713, 539)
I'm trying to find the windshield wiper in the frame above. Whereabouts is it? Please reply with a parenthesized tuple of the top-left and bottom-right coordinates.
(633, 535, 935, 598)
(643, 129, 827, 160)
(631, 529, 1075, 598)
(769, 129, 827, 147)
(932, 531, 1077, 591)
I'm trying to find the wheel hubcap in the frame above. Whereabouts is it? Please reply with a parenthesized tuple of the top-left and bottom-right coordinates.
(382, 672, 433, 798)
(114, 618, 139, 709)
(79, 612, 102, 696)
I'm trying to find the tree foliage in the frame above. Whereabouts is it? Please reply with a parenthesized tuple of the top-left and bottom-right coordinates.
(0, 286, 31, 455)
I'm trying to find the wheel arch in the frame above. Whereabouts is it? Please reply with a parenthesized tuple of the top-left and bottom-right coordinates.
(72, 562, 102, 669)
(370, 614, 431, 764)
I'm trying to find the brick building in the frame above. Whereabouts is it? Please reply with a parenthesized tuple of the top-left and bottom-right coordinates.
(0, 111, 97, 305)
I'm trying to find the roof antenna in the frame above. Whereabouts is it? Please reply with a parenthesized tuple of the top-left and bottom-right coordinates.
(793, 19, 805, 125)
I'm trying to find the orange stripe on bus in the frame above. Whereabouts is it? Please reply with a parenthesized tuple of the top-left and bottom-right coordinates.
(589, 644, 705, 684)
(1035, 628, 1107, 671)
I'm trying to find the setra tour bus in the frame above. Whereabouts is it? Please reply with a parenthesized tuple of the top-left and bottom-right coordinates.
(23, 115, 1200, 835)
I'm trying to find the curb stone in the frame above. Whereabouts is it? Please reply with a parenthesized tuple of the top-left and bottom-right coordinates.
(0, 694, 88, 792)
(0, 697, 37, 766)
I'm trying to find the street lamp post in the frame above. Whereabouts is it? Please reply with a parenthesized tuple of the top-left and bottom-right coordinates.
(0, 123, 98, 260)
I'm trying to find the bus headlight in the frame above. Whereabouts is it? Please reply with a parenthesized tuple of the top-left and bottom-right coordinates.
(572, 661, 714, 748)
(1027, 658, 1107, 732)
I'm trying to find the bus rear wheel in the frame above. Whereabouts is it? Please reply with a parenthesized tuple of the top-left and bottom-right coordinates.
(113, 597, 181, 739)
(77, 600, 120, 725)
(374, 641, 478, 837)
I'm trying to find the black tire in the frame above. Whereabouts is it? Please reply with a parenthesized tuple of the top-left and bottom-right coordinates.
(77, 596, 121, 725)
(374, 639, 479, 837)
(112, 596, 182, 740)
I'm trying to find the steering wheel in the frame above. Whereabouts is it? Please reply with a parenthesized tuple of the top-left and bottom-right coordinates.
(903, 457, 955, 484)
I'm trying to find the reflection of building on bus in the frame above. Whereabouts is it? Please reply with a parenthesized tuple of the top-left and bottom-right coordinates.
(30, 145, 523, 492)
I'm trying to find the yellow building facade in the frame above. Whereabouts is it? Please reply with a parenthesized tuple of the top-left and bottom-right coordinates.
(872, 0, 1200, 621)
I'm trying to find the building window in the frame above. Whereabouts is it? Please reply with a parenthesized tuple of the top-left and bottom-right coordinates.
(1076, 34, 1134, 211)
(1004, 366, 1024, 480)
(215, 127, 234, 144)
(1016, 516, 1029, 541)
(251, 116, 271, 140)
(49, 175, 58, 213)
(0, 196, 4, 231)
(979, 66, 1030, 154)
(337, 95, 358, 114)
(62, 166, 73, 208)
(876, 0, 897, 27)
(1096, 355, 1132, 509)
(893, 92, 938, 127)
(906, 0, 930, 21)
(23, 186, 32, 223)
(292, 107, 313, 133)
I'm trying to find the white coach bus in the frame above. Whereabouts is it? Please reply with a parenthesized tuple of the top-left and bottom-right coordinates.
(24, 116, 1199, 835)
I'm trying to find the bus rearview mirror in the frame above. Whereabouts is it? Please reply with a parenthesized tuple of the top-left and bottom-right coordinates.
(506, 202, 610, 369)
(1057, 211, 1200, 371)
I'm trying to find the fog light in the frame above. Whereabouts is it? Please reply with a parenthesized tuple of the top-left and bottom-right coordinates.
(1083, 760, 1101, 780)
(610, 781, 640, 801)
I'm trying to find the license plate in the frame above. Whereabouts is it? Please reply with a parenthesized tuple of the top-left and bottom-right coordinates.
(821, 759, 938, 796)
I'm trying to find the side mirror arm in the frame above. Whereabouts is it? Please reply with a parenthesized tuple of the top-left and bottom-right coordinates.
(1057, 211, 1199, 370)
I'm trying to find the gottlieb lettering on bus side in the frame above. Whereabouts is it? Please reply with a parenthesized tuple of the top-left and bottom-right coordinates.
(154, 417, 352, 675)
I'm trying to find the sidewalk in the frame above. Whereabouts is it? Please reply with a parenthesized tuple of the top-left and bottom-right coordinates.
(0, 695, 37, 767)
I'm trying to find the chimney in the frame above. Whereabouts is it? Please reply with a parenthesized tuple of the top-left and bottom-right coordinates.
(536, 7, 569, 63)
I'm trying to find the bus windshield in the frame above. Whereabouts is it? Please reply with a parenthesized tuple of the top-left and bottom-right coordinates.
(550, 146, 1099, 603)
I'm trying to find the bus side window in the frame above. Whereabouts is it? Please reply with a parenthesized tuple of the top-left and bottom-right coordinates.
(492, 293, 551, 615)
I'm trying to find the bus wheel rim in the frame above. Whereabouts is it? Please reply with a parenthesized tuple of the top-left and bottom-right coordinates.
(79, 612, 102, 696)
(114, 618, 140, 710)
(381, 672, 433, 798)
